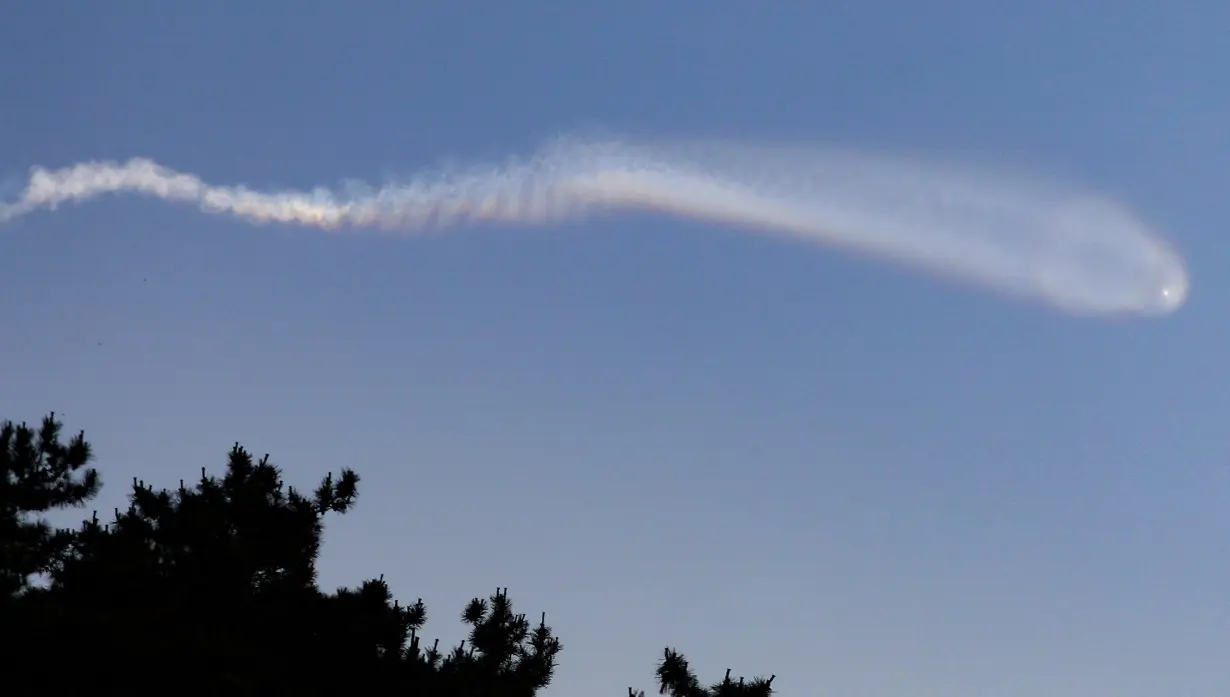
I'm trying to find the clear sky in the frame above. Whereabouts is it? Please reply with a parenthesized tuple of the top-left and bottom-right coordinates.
(3, 2, 1228, 695)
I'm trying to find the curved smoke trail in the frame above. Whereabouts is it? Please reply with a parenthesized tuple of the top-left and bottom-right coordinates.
(0, 134, 1188, 316)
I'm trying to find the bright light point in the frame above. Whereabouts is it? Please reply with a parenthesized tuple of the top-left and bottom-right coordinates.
(1158, 275, 1189, 313)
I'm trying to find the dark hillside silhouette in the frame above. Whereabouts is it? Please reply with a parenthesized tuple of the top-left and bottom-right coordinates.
(1, 413, 775, 696)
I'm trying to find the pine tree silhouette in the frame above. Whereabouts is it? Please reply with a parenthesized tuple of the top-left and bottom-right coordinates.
(5, 425, 562, 696)
(3, 413, 774, 696)
(626, 648, 775, 697)
(0, 412, 99, 596)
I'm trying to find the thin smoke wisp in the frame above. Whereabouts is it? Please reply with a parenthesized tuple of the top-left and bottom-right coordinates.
(0, 134, 1189, 316)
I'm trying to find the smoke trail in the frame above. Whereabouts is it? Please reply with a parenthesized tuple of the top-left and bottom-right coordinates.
(0, 134, 1188, 316)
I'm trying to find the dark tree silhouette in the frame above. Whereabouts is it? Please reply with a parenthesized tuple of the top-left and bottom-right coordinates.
(3, 416, 562, 696)
(627, 648, 775, 697)
(2, 413, 775, 697)
(0, 413, 99, 596)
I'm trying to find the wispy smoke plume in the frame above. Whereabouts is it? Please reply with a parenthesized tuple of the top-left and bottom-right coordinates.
(0, 134, 1188, 316)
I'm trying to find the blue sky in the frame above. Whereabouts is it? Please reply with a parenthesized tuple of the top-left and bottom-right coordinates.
(3, 1, 1228, 694)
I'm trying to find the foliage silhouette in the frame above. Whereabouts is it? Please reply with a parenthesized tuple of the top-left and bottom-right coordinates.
(627, 648, 776, 697)
(0, 412, 98, 596)
(2, 413, 775, 696)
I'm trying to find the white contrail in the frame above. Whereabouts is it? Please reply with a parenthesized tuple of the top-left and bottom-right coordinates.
(0, 134, 1188, 316)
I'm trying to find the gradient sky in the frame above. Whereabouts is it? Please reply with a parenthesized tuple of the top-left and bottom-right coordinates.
(3, 2, 1229, 695)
